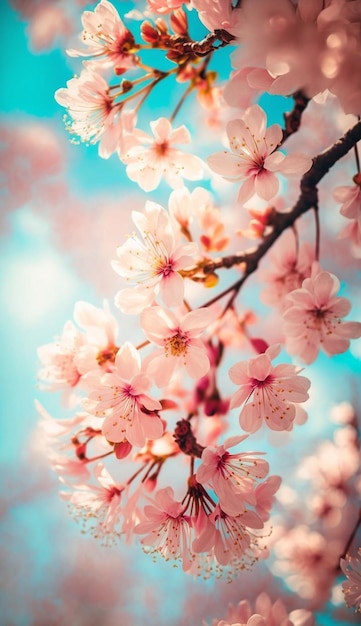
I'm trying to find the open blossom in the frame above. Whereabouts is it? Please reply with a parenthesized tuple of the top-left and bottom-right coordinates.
(66, 0, 137, 73)
(192, 504, 265, 570)
(37, 321, 85, 407)
(55, 69, 137, 157)
(134, 486, 194, 571)
(83, 341, 163, 448)
(37, 300, 119, 404)
(112, 201, 198, 314)
(230, 0, 361, 115)
(258, 229, 314, 313)
(272, 525, 342, 604)
(283, 262, 361, 364)
(208, 592, 314, 626)
(120, 117, 205, 191)
(333, 175, 361, 258)
(208, 104, 312, 203)
(147, 0, 188, 14)
(196, 435, 270, 516)
(340, 547, 361, 612)
(71, 300, 119, 373)
(229, 344, 310, 433)
(192, 0, 240, 33)
(60, 463, 123, 546)
(140, 306, 214, 387)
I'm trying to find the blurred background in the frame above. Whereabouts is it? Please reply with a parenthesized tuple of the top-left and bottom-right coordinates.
(1, 2, 360, 625)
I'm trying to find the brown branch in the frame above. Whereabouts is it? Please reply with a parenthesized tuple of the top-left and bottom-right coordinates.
(282, 90, 310, 143)
(174, 419, 205, 458)
(201, 121, 361, 293)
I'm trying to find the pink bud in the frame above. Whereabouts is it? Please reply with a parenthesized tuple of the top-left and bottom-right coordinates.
(249, 337, 269, 354)
(114, 440, 133, 459)
(170, 8, 188, 36)
(141, 21, 159, 43)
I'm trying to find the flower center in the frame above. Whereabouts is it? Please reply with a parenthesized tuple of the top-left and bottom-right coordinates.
(165, 332, 188, 357)
(154, 141, 169, 156)
(250, 374, 273, 388)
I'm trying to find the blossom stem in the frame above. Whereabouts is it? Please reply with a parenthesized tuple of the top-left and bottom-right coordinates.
(86, 450, 114, 463)
(136, 339, 150, 350)
(313, 204, 320, 260)
(169, 83, 195, 123)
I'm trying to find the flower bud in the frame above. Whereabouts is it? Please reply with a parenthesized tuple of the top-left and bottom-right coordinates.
(170, 8, 188, 36)
(141, 20, 159, 43)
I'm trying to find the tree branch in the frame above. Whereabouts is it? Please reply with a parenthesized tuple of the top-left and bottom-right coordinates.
(202, 121, 361, 287)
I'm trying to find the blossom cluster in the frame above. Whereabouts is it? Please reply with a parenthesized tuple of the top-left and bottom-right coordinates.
(35, 0, 361, 621)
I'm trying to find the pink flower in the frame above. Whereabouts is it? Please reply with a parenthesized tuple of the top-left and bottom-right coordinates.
(192, 0, 240, 33)
(112, 201, 198, 313)
(340, 547, 361, 613)
(272, 525, 342, 604)
(140, 306, 214, 387)
(71, 300, 119, 374)
(192, 504, 264, 569)
(147, 0, 187, 14)
(83, 341, 163, 448)
(254, 475, 282, 522)
(55, 68, 136, 158)
(209, 592, 314, 626)
(37, 320, 85, 403)
(37, 301, 120, 406)
(283, 262, 361, 363)
(207, 104, 312, 203)
(134, 486, 194, 571)
(60, 463, 123, 546)
(196, 435, 269, 516)
(258, 230, 315, 313)
(334, 176, 361, 258)
(120, 117, 205, 191)
(229, 344, 310, 433)
(66, 0, 137, 73)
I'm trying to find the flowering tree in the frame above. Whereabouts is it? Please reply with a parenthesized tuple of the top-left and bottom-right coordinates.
(23, 0, 361, 623)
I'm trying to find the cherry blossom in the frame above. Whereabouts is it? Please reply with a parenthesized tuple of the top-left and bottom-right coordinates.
(271, 525, 343, 603)
(229, 344, 310, 433)
(66, 0, 138, 73)
(196, 435, 270, 516)
(55, 68, 136, 157)
(258, 230, 315, 313)
(340, 547, 361, 613)
(192, 503, 265, 571)
(71, 300, 119, 374)
(29, 0, 361, 609)
(168, 185, 230, 252)
(134, 486, 194, 571)
(208, 592, 314, 626)
(208, 104, 312, 203)
(146, 0, 188, 14)
(83, 341, 163, 447)
(192, 0, 240, 34)
(283, 262, 361, 364)
(60, 463, 123, 546)
(37, 300, 120, 406)
(334, 175, 361, 258)
(230, 0, 361, 115)
(140, 306, 214, 387)
(120, 117, 205, 191)
(112, 201, 198, 313)
(37, 320, 85, 403)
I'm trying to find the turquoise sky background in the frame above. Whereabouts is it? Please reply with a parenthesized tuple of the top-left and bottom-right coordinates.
(1, 2, 361, 625)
